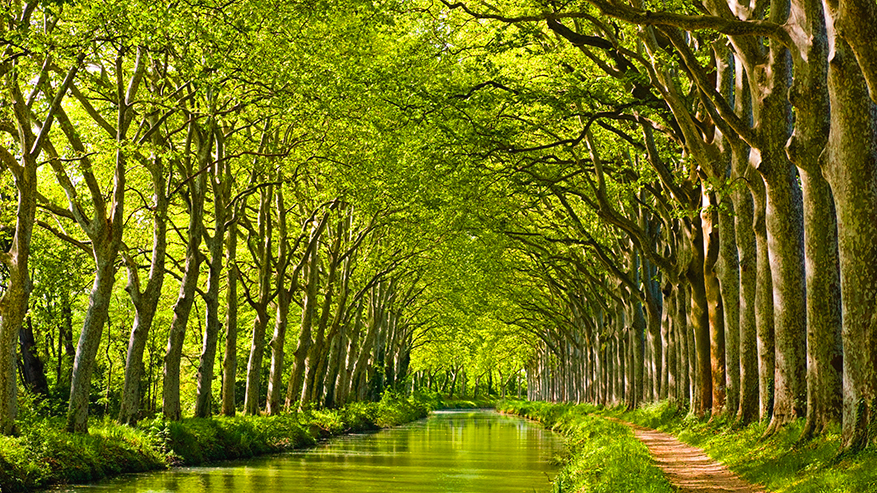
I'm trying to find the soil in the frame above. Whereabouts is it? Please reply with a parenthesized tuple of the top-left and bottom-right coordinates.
(611, 418, 766, 493)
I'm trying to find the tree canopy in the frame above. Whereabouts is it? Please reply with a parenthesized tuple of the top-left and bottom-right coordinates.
(2, 0, 877, 452)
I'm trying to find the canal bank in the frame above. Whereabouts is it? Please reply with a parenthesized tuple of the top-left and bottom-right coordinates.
(497, 400, 675, 493)
(0, 395, 430, 492)
(47, 409, 562, 493)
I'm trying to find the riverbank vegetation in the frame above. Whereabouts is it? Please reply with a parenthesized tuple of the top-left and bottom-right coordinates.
(0, 393, 429, 492)
(608, 401, 877, 493)
(508, 400, 877, 492)
(499, 400, 674, 493)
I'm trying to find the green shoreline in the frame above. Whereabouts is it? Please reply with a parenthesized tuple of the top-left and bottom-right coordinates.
(0, 395, 431, 492)
(499, 400, 877, 493)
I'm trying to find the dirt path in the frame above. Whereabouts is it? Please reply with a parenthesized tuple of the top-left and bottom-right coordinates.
(610, 418, 765, 493)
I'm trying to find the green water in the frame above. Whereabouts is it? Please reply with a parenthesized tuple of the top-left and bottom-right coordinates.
(52, 410, 563, 492)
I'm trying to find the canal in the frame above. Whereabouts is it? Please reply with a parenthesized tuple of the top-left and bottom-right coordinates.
(51, 410, 563, 492)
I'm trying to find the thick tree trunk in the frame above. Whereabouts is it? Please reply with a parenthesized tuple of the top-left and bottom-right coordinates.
(194, 229, 224, 417)
(673, 286, 690, 405)
(194, 134, 229, 418)
(821, 36, 877, 451)
(266, 187, 290, 416)
(266, 293, 290, 415)
(162, 236, 203, 421)
(685, 222, 713, 416)
(1, 47, 82, 435)
(734, 175, 760, 424)
(0, 147, 36, 436)
(800, 169, 843, 436)
(334, 303, 363, 407)
(716, 198, 740, 416)
(61, 48, 141, 433)
(68, 252, 119, 432)
(751, 175, 776, 420)
(703, 192, 726, 415)
(163, 152, 206, 421)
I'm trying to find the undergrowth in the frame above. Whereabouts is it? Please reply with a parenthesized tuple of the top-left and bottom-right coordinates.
(498, 400, 675, 493)
(0, 392, 431, 492)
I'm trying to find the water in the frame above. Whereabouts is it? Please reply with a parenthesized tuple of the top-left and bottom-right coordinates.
(52, 410, 563, 493)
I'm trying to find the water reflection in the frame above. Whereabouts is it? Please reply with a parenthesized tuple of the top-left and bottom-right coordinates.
(51, 410, 562, 493)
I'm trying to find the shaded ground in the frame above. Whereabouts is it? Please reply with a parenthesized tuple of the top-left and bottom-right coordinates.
(611, 418, 765, 493)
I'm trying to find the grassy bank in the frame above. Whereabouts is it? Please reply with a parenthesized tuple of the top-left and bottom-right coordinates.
(596, 400, 877, 493)
(0, 394, 431, 492)
(497, 400, 675, 493)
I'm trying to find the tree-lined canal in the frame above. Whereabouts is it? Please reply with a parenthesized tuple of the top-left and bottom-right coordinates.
(52, 410, 562, 493)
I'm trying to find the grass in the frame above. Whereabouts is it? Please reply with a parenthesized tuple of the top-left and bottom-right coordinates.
(549, 399, 877, 493)
(497, 400, 676, 493)
(0, 393, 432, 492)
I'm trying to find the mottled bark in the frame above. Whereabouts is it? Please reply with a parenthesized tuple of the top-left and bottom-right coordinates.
(265, 187, 290, 416)
(734, 172, 760, 424)
(703, 191, 727, 415)
(821, 33, 877, 451)
(62, 47, 143, 431)
(194, 129, 230, 418)
(0, 44, 82, 434)
(685, 222, 712, 416)
(119, 150, 167, 425)
(163, 124, 208, 422)
(834, 0, 877, 103)
(751, 174, 775, 420)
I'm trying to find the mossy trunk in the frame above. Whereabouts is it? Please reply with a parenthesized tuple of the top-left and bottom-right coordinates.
(821, 35, 877, 451)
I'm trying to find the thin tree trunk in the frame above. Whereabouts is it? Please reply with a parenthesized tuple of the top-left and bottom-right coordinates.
(286, 238, 319, 411)
(118, 150, 167, 425)
(221, 221, 239, 416)
(244, 184, 274, 415)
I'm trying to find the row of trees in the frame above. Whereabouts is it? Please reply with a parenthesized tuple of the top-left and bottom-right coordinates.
(427, 0, 876, 452)
(0, 0, 446, 435)
(5, 0, 876, 456)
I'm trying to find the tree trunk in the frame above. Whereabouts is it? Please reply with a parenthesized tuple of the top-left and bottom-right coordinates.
(18, 316, 48, 396)
(285, 240, 319, 411)
(703, 191, 726, 415)
(221, 221, 239, 416)
(686, 224, 713, 416)
(821, 35, 877, 451)
(68, 251, 119, 432)
(717, 196, 740, 416)
(266, 186, 290, 416)
(244, 184, 274, 415)
(734, 172, 760, 424)
(118, 149, 167, 426)
(162, 238, 203, 421)
(162, 149, 206, 421)
(751, 175, 775, 420)
(194, 130, 229, 418)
